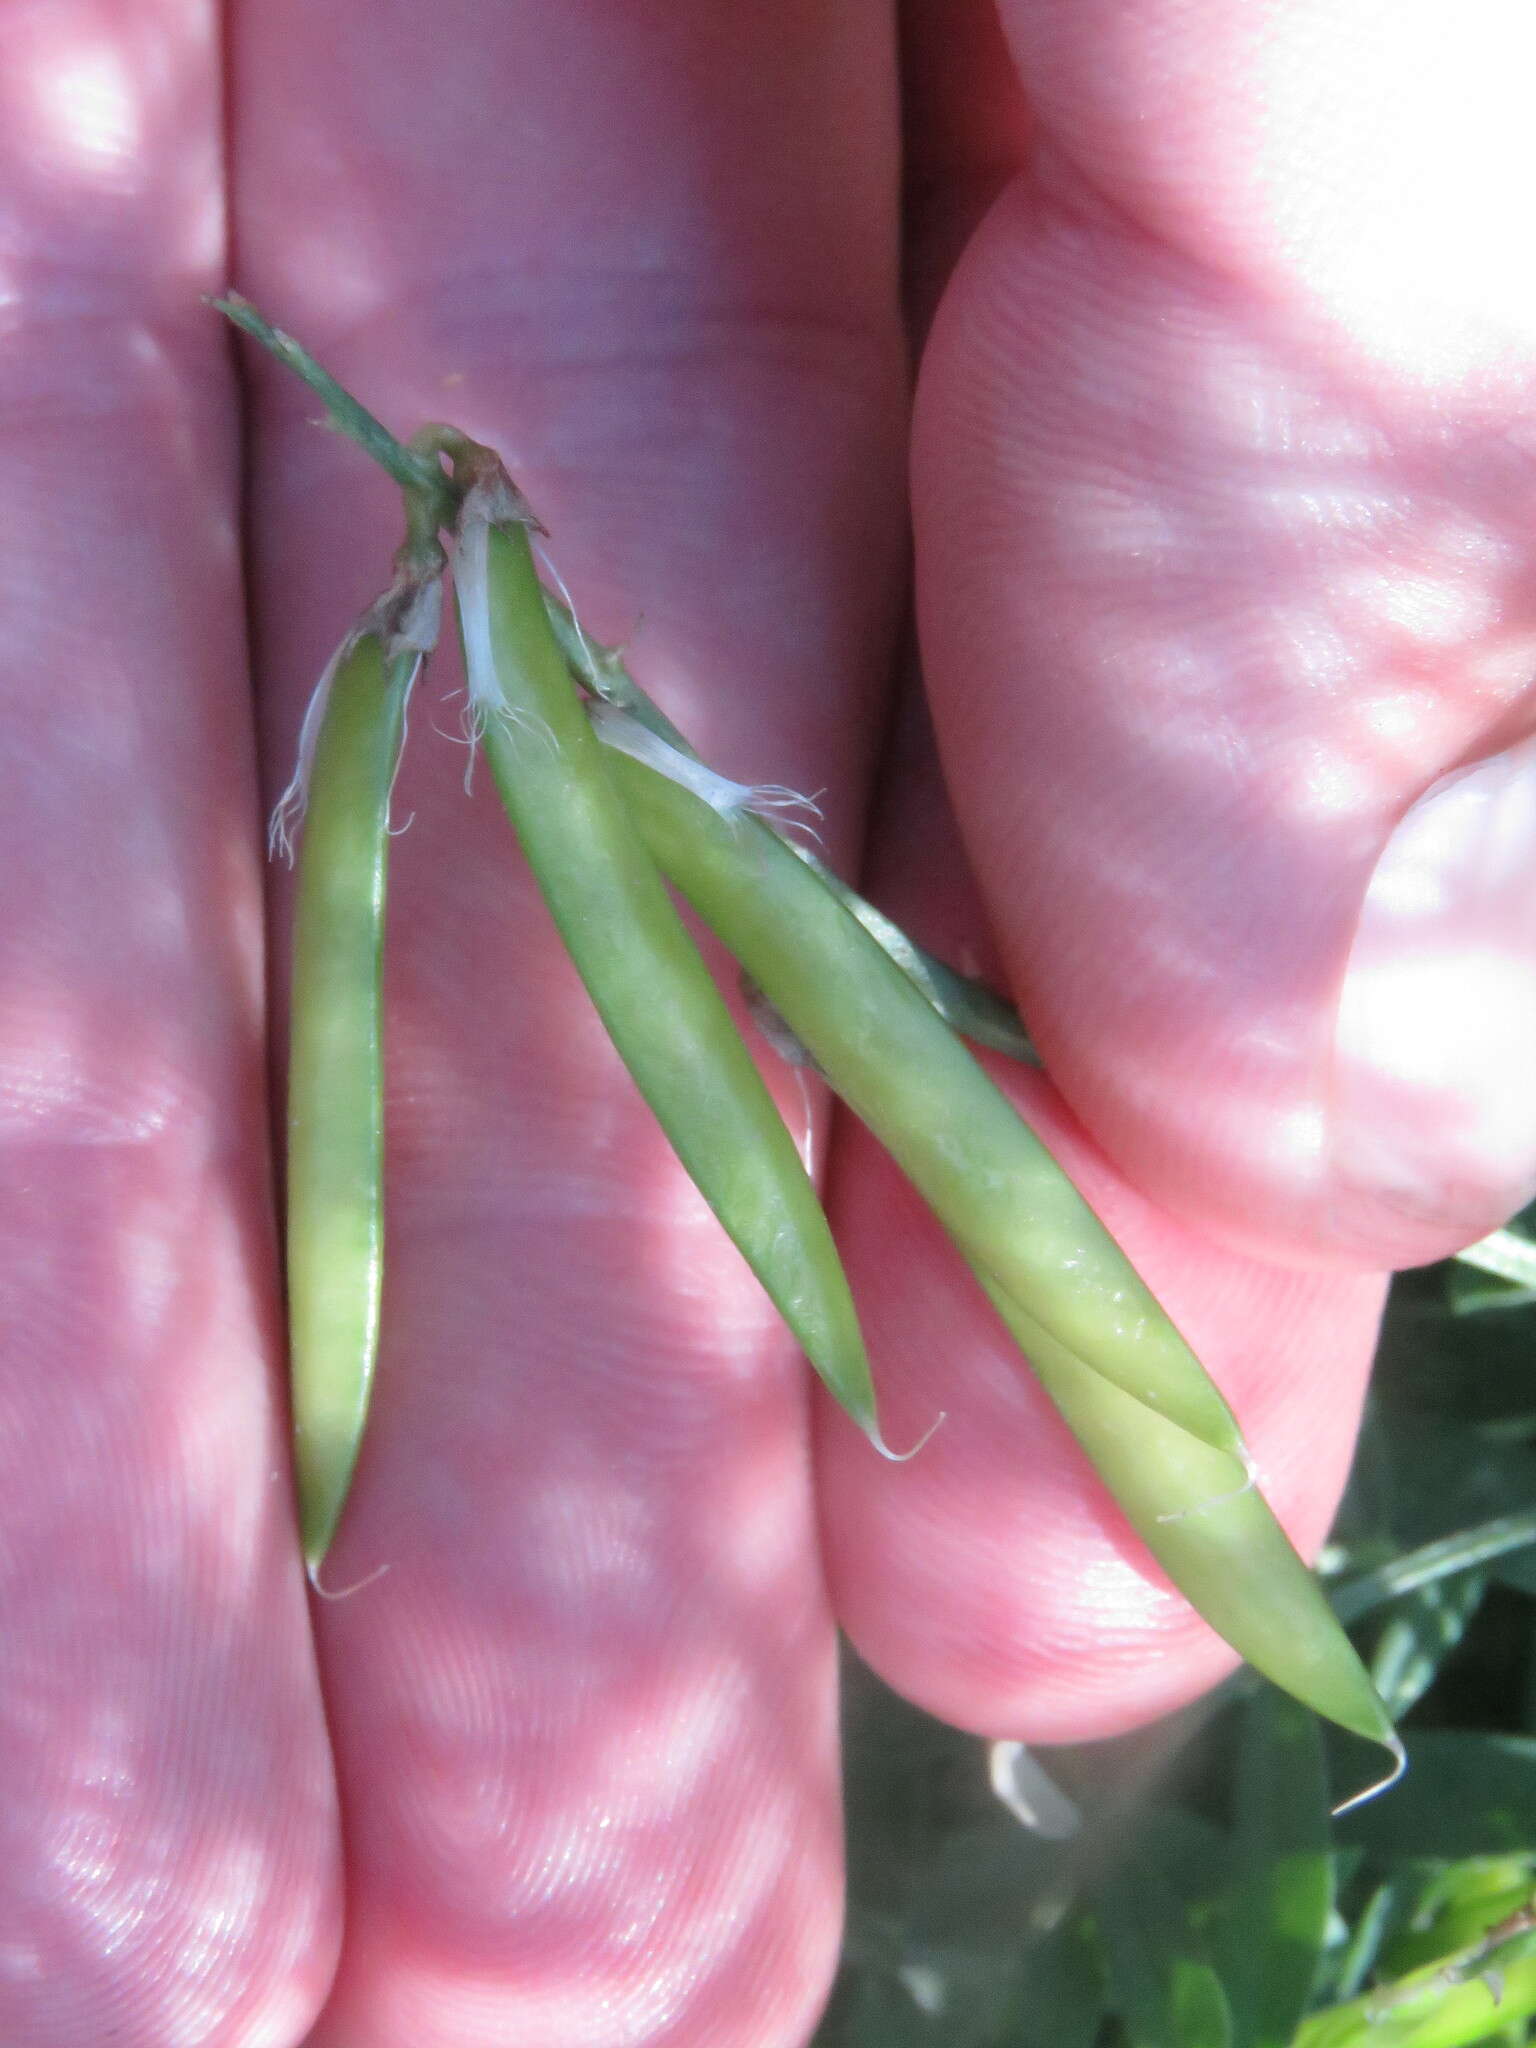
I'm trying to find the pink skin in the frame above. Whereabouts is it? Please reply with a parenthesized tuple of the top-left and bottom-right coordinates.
(0, 2, 1528, 2044)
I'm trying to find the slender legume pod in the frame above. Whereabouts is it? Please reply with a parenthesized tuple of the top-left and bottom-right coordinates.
(978, 1277, 1397, 1754)
(285, 580, 435, 1572)
(591, 721, 1398, 1755)
(592, 716, 1241, 1456)
(452, 471, 888, 1447)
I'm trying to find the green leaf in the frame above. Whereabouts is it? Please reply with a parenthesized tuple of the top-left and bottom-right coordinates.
(1491, 1544, 1536, 1598)
(1170, 1963, 1236, 2048)
(1295, 1930, 1536, 2048)
(1453, 1226, 1536, 1293)
(1130, 1807, 1234, 1911)
(1323, 1875, 1416, 2004)
(1445, 1264, 1536, 1316)
(811, 1965, 960, 2048)
(1332, 1518, 1536, 1626)
(998, 1915, 1108, 2048)
(1381, 1859, 1536, 1977)
(1369, 1299, 1536, 1439)
(1096, 1859, 1232, 2048)
(1208, 1692, 1333, 2047)
(1368, 1575, 1489, 1720)
(906, 1822, 1068, 1954)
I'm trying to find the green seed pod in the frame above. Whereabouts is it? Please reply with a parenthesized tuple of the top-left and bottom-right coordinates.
(591, 718, 1242, 1457)
(979, 1277, 1396, 1756)
(453, 471, 891, 1450)
(283, 576, 436, 1574)
(591, 724, 1397, 1758)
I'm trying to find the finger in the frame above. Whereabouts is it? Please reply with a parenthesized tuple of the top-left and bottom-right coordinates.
(821, 678, 1385, 1737)
(898, 0, 1031, 336)
(0, 4, 337, 2041)
(229, 5, 905, 2044)
(914, 0, 1536, 1268)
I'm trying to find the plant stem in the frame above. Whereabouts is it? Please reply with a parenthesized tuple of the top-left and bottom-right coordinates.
(213, 293, 454, 520)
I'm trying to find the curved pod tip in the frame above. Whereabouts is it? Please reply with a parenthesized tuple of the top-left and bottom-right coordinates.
(305, 1551, 391, 1603)
(866, 1408, 947, 1463)
(1331, 1731, 1408, 1820)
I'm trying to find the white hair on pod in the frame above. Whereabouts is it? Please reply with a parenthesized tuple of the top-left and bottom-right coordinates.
(453, 487, 499, 737)
(268, 575, 440, 863)
(383, 655, 420, 838)
(532, 535, 594, 666)
(453, 484, 556, 786)
(586, 700, 822, 836)
(269, 634, 349, 864)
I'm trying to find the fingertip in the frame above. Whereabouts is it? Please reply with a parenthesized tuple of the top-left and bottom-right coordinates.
(914, 174, 1536, 1272)
(1331, 734, 1536, 1264)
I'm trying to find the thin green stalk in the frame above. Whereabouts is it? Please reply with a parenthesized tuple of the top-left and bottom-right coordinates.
(214, 295, 452, 516)
(454, 472, 890, 1446)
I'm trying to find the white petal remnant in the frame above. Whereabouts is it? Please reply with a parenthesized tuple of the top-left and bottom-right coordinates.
(587, 701, 821, 835)
(268, 635, 348, 865)
(454, 481, 556, 768)
(453, 487, 501, 738)
(268, 573, 440, 864)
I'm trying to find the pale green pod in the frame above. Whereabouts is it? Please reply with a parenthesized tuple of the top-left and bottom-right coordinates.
(596, 725, 1398, 1756)
(591, 724, 1243, 1457)
(454, 477, 890, 1448)
(978, 1275, 1396, 1754)
(285, 600, 427, 1572)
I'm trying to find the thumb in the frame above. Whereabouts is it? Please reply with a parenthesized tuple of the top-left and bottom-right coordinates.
(912, 3, 1536, 1270)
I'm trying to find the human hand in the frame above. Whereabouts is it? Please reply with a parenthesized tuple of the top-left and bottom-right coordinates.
(2, 3, 1529, 2045)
